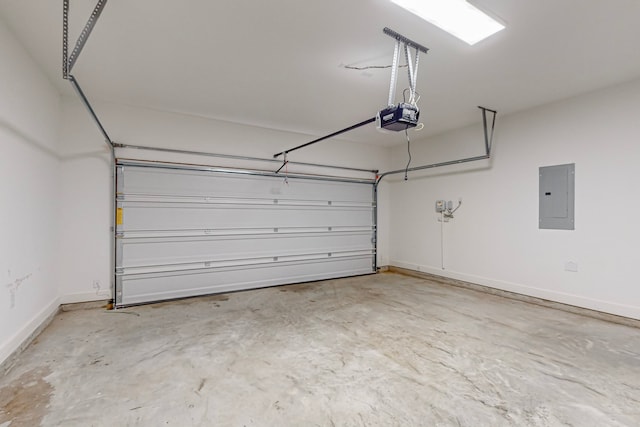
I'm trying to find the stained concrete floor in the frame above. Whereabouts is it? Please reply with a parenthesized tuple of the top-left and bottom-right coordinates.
(1, 272, 639, 427)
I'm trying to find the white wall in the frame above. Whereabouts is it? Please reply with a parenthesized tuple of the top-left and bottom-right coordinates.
(388, 78, 640, 319)
(0, 18, 61, 364)
(58, 99, 391, 301)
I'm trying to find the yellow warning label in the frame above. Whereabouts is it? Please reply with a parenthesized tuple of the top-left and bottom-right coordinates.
(116, 208, 123, 225)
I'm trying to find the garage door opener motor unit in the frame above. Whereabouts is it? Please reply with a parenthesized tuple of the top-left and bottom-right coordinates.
(376, 28, 427, 132)
(378, 102, 419, 131)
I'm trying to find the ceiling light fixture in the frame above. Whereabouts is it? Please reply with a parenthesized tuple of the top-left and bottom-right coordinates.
(390, 0, 505, 45)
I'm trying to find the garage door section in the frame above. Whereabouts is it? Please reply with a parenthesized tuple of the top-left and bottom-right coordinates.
(114, 161, 376, 306)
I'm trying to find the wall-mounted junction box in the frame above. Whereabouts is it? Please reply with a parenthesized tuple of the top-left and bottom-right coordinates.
(539, 163, 575, 230)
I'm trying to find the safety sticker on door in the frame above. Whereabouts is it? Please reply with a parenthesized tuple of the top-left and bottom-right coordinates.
(116, 208, 123, 225)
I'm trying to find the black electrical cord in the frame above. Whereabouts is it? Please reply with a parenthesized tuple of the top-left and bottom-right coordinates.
(404, 129, 411, 181)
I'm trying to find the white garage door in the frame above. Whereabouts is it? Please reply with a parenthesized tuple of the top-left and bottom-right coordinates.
(114, 160, 376, 307)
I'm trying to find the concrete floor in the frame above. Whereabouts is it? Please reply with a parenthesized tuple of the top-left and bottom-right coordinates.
(1, 272, 639, 427)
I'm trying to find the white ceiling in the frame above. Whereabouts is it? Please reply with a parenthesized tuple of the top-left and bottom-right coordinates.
(2, 0, 640, 147)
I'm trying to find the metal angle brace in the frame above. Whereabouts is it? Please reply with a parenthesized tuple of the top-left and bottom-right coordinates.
(62, 0, 112, 146)
(68, 74, 113, 145)
(63, 0, 108, 78)
(383, 27, 427, 107)
(478, 106, 497, 155)
(382, 27, 429, 54)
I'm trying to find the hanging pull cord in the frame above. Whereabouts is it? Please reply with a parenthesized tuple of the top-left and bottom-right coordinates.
(404, 129, 412, 181)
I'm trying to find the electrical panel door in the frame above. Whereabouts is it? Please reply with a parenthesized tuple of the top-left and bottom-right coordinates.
(539, 163, 575, 230)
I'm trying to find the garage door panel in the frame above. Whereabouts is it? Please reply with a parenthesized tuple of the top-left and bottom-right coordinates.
(121, 251, 374, 276)
(120, 168, 373, 203)
(117, 256, 374, 306)
(119, 232, 374, 268)
(121, 225, 371, 238)
(121, 194, 372, 208)
(115, 162, 376, 307)
(118, 203, 372, 232)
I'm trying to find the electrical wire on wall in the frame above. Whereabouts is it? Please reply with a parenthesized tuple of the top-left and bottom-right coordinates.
(440, 210, 445, 270)
(436, 199, 462, 270)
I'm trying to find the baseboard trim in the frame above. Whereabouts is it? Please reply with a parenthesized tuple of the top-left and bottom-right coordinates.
(59, 291, 111, 305)
(0, 297, 60, 375)
(61, 299, 110, 312)
(387, 265, 640, 328)
(1, 294, 112, 373)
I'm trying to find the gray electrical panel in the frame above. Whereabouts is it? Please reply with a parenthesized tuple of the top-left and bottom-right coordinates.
(539, 163, 575, 230)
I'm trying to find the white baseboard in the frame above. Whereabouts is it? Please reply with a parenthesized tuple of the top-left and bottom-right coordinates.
(390, 260, 640, 320)
(0, 297, 60, 370)
(59, 290, 111, 305)
(1, 291, 112, 369)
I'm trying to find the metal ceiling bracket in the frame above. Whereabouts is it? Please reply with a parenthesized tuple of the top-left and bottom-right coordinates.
(404, 44, 420, 104)
(383, 27, 427, 107)
(62, 0, 70, 79)
(411, 49, 420, 93)
(67, 0, 108, 74)
(479, 106, 497, 155)
(62, 0, 112, 147)
(382, 27, 429, 54)
(387, 40, 401, 106)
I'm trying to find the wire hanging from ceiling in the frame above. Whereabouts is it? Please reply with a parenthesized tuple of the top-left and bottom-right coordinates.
(404, 129, 412, 181)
